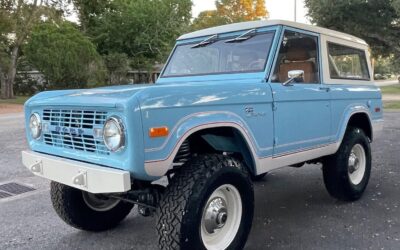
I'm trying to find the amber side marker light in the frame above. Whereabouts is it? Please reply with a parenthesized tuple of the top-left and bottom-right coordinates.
(149, 127, 169, 138)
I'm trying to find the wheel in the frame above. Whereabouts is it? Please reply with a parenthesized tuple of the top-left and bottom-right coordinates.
(322, 127, 371, 201)
(50, 182, 134, 231)
(156, 154, 254, 250)
(251, 172, 268, 181)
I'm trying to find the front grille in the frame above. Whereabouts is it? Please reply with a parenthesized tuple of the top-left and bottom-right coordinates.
(42, 109, 109, 155)
(43, 109, 107, 129)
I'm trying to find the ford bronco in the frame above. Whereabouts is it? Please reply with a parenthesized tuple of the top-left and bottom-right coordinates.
(22, 20, 383, 249)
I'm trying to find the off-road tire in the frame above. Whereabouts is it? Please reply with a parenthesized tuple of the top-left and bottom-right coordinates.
(322, 127, 371, 201)
(50, 182, 133, 231)
(156, 154, 254, 250)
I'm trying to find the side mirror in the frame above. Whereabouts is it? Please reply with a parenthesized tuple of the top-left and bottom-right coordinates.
(282, 70, 304, 86)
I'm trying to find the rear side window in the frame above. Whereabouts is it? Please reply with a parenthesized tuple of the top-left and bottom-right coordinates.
(327, 43, 370, 80)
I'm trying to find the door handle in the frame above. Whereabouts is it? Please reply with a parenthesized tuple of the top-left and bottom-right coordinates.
(319, 86, 330, 92)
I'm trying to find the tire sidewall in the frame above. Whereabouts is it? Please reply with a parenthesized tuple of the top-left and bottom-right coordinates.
(180, 166, 254, 250)
(50, 182, 133, 231)
(339, 128, 372, 195)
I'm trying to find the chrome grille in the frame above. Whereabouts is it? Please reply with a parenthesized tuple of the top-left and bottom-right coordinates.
(42, 109, 109, 155)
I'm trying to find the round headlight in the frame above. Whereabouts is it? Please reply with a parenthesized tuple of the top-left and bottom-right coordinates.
(103, 116, 125, 152)
(29, 113, 42, 140)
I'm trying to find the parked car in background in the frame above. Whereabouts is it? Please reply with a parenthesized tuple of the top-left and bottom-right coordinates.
(22, 20, 383, 249)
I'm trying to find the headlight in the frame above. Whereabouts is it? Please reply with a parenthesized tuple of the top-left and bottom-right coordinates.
(29, 113, 42, 140)
(103, 116, 125, 152)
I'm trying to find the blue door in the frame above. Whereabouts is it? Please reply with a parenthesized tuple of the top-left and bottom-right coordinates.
(269, 28, 331, 157)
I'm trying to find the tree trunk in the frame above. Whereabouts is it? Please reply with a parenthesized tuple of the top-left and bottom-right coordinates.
(4, 46, 19, 99)
(0, 74, 6, 99)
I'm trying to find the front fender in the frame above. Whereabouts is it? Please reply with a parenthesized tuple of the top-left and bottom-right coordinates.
(144, 111, 259, 177)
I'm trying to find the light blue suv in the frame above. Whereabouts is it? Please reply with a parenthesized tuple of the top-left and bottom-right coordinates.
(22, 20, 383, 249)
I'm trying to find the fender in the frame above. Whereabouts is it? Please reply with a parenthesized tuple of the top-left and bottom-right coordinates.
(144, 111, 261, 177)
(334, 104, 373, 151)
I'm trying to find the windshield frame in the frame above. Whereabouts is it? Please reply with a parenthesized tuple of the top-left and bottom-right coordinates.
(159, 26, 278, 82)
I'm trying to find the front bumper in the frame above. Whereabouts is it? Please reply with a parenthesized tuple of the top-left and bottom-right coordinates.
(22, 150, 131, 194)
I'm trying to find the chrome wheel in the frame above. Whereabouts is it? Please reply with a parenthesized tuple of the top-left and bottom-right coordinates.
(82, 192, 120, 212)
(200, 184, 242, 250)
(348, 144, 366, 185)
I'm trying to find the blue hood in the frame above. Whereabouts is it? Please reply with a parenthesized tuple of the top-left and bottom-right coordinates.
(26, 84, 155, 108)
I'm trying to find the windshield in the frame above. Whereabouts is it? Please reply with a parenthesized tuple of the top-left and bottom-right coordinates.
(162, 31, 275, 77)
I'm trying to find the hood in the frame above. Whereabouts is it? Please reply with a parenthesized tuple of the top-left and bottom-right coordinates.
(26, 84, 155, 108)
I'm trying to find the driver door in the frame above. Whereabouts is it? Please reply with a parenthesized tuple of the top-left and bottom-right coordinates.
(269, 28, 332, 157)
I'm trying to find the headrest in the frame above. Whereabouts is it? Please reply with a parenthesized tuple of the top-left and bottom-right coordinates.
(285, 48, 310, 61)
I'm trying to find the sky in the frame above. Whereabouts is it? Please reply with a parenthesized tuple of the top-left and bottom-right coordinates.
(192, 0, 310, 24)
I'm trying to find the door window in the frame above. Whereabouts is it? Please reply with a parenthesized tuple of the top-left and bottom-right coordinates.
(271, 30, 320, 83)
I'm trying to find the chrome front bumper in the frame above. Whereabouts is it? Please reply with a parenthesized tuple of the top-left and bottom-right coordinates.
(21, 150, 131, 194)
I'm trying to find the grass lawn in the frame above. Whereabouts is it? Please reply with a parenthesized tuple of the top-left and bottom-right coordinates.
(381, 84, 400, 94)
(0, 96, 30, 105)
(384, 101, 400, 110)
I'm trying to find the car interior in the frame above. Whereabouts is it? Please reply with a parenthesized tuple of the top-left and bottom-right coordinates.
(272, 31, 320, 83)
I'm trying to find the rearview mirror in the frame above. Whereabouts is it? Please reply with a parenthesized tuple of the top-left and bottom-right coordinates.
(283, 70, 304, 86)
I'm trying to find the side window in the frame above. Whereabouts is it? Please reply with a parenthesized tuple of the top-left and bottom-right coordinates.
(272, 30, 319, 83)
(327, 43, 370, 80)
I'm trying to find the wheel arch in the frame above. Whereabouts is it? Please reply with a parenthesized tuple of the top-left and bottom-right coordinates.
(179, 126, 257, 175)
(333, 107, 373, 153)
(346, 112, 372, 141)
(144, 112, 260, 177)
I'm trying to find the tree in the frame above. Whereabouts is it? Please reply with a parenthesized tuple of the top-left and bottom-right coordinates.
(103, 52, 129, 85)
(0, 0, 64, 99)
(70, 0, 112, 32)
(305, 0, 400, 59)
(191, 0, 269, 30)
(24, 22, 102, 89)
(77, 0, 192, 71)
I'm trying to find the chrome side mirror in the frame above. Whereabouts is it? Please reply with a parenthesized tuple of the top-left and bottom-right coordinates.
(282, 70, 304, 86)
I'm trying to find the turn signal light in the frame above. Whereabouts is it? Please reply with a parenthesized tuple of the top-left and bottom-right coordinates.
(149, 127, 169, 138)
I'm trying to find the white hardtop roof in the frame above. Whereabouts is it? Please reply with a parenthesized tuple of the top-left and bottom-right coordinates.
(178, 19, 367, 46)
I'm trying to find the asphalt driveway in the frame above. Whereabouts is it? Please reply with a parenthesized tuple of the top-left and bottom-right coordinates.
(0, 112, 399, 249)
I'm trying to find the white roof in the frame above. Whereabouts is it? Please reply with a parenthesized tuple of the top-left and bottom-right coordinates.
(178, 19, 367, 45)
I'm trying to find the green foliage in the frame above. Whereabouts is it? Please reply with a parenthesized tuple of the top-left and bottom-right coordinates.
(0, 95, 30, 104)
(381, 85, 400, 95)
(24, 22, 103, 89)
(305, 0, 400, 58)
(384, 101, 400, 110)
(103, 52, 129, 85)
(374, 56, 400, 75)
(71, 0, 112, 32)
(191, 0, 269, 30)
(83, 0, 192, 70)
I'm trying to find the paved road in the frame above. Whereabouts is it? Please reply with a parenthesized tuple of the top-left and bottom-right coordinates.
(0, 112, 399, 250)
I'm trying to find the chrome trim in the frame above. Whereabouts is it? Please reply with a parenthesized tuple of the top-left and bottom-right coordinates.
(103, 116, 126, 152)
(29, 113, 42, 140)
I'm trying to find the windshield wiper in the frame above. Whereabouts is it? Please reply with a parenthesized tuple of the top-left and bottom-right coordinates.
(191, 34, 218, 48)
(225, 29, 256, 43)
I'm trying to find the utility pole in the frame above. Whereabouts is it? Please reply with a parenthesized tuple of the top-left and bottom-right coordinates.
(294, 0, 297, 22)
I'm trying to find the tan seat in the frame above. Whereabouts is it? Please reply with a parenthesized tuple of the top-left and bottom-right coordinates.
(279, 48, 316, 83)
